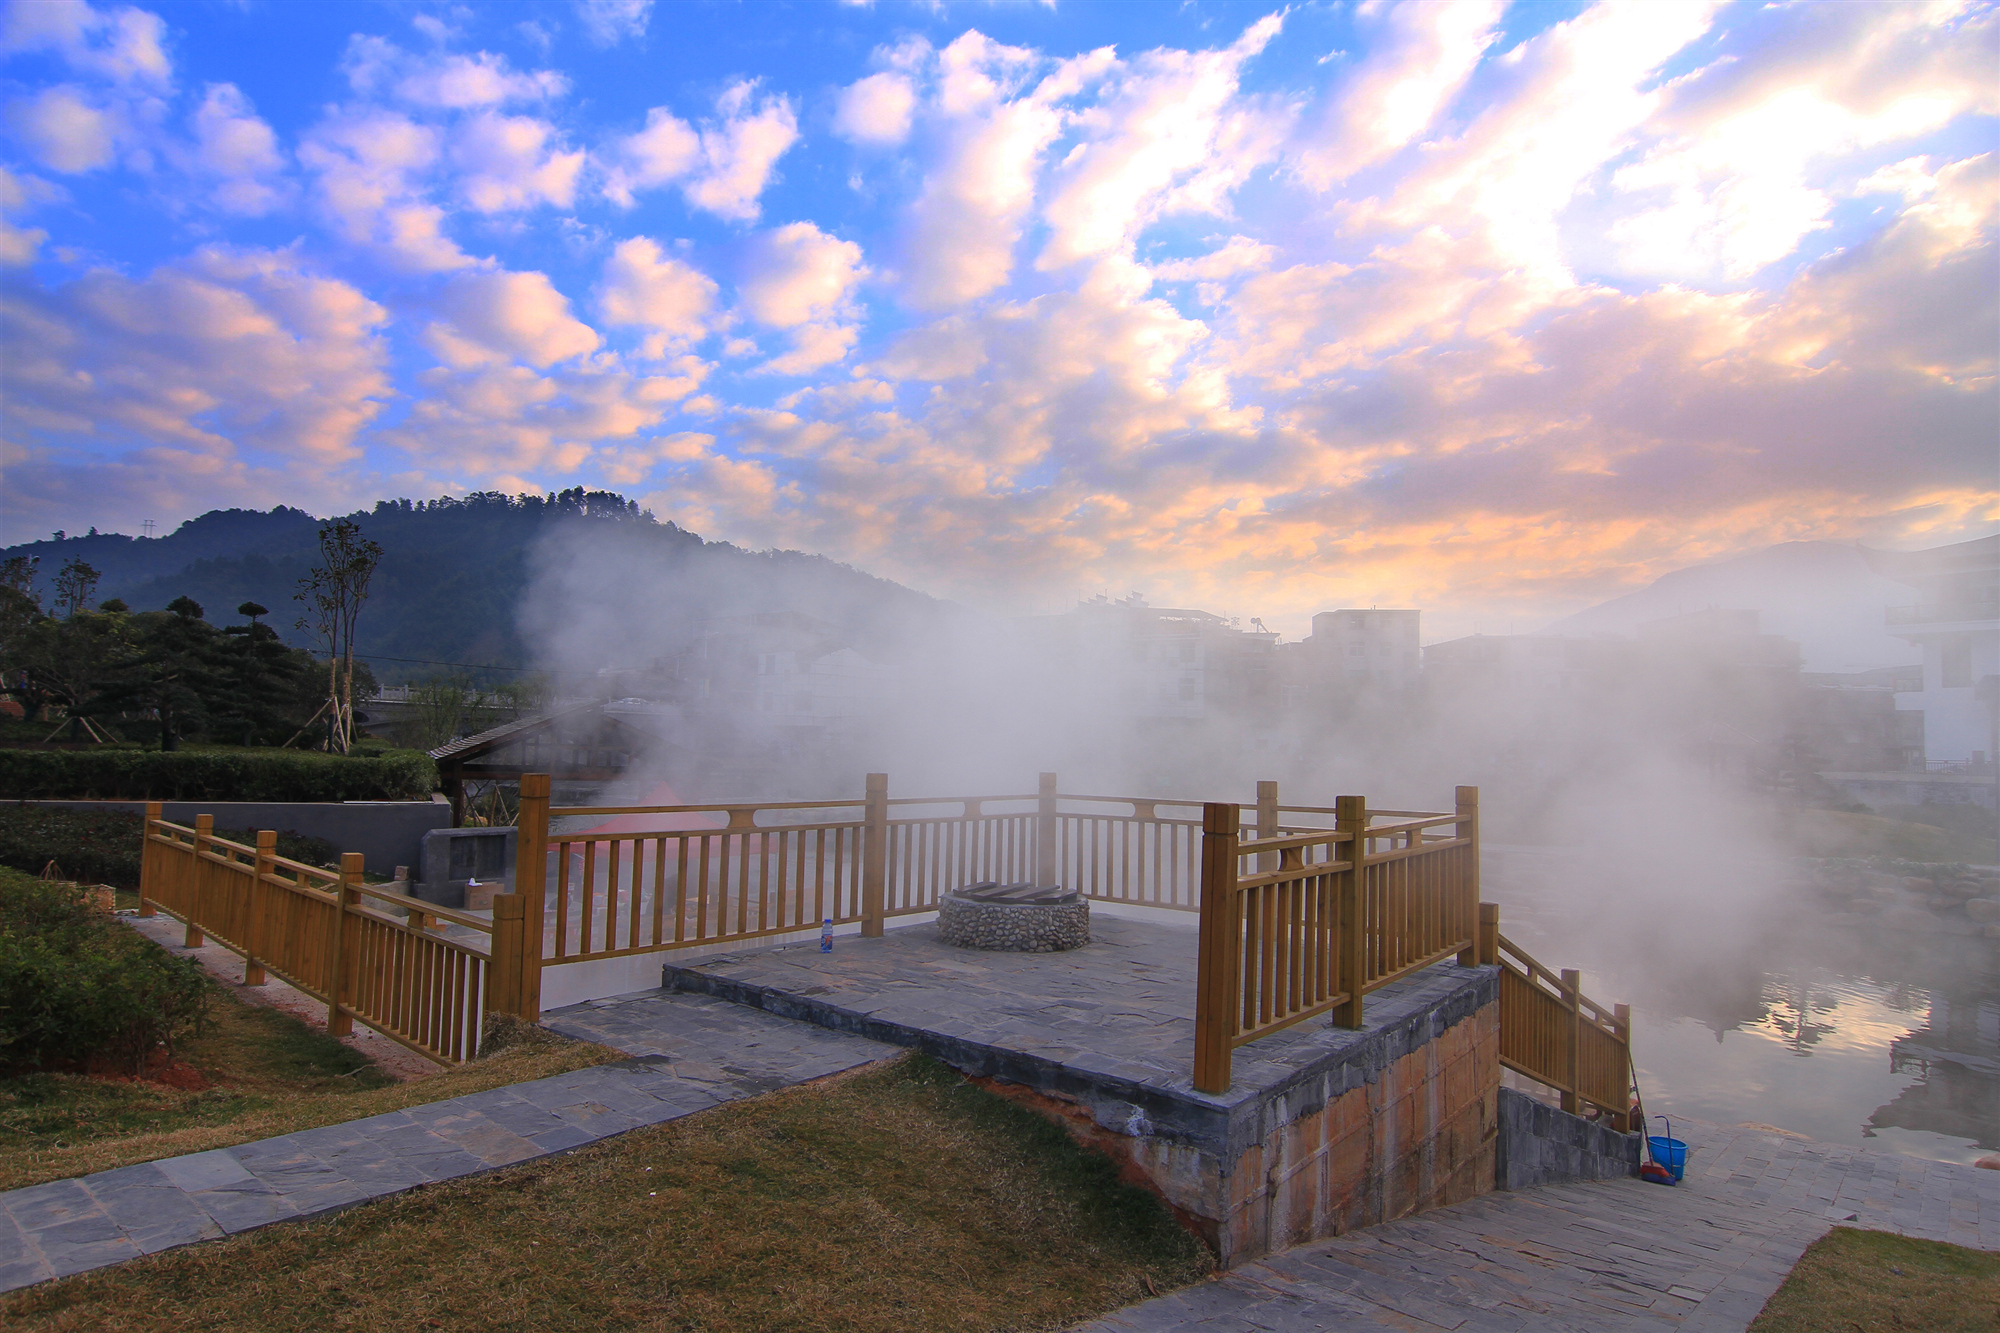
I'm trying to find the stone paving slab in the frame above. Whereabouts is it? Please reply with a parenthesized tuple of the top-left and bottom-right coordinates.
(0, 991, 897, 1294)
(1074, 1116, 2000, 1332)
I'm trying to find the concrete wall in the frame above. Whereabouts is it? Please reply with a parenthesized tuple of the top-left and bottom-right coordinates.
(22, 799, 452, 876)
(1494, 1086, 1641, 1189)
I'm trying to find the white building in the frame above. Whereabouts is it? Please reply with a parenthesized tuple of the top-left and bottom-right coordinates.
(1866, 535, 1999, 767)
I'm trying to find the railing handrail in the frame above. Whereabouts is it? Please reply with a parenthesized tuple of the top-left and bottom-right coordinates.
(1496, 934, 1625, 1033)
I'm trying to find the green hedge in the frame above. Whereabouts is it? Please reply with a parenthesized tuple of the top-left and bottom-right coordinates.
(0, 807, 339, 889)
(0, 869, 211, 1074)
(0, 747, 437, 802)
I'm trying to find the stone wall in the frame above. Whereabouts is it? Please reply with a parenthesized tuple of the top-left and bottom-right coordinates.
(1494, 1086, 1641, 1189)
(970, 966, 1500, 1267)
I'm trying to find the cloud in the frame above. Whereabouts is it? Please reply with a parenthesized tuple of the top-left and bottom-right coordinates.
(602, 82, 798, 220)
(298, 108, 471, 272)
(384, 358, 706, 478)
(576, 0, 652, 46)
(685, 81, 798, 221)
(1038, 14, 1285, 271)
(600, 106, 698, 207)
(1604, 2, 2000, 281)
(1151, 235, 1275, 283)
(424, 267, 601, 368)
(834, 72, 915, 145)
(452, 111, 583, 212)
(7, 84, 120, 172)
(343, 39, 568, 108)
(0, 0, 171, 88)
(597, 236, 717, 357)
(740, 221, 867, 375)
(181, 82, 288, 215)
(1296, 0, 1503, 188)
(0, 245, 391, 469)
(0, 164, 61, 265)
(901, 34, 1113, 309)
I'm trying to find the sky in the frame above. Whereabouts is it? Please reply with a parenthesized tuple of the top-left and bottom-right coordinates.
(0, 0, 1994, 639)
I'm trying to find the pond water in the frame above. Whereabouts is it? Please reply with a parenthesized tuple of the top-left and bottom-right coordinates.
(1486, 846, 1999, 1166)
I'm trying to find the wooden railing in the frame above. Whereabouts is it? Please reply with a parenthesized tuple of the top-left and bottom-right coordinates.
(1492, 917, 1640, 1130)
(1191, 789, 1482, 1093)
(138, 805, 530, 1063)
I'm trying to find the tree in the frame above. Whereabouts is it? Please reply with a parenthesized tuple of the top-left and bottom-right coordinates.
(294, 518, 382, 754)
(90, 598, 226, 751)
(51, 559, 100, 617)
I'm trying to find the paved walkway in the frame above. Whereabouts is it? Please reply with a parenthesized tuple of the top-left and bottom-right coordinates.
(0, 991, 897, 1293)
(1078, 1117, 2000, 1332)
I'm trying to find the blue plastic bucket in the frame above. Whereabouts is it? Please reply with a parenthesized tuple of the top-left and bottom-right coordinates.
(1648, 1116, 1688, 1183)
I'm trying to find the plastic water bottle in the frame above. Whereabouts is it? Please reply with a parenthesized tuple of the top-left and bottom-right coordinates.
(820, 918, 834, 953)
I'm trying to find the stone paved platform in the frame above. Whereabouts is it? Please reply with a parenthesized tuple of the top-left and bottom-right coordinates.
(664, 916, 1497, 1168)
(666, 916, 1491, 1097)
(0, 992, 897, 1293)
(1075, 1116, 2000, 1332)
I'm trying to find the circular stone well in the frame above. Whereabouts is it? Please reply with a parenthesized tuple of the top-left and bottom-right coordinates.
(938, 882, 1089, 953)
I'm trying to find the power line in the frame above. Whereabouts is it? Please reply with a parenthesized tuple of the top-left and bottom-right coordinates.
(350, 653, 536, 674)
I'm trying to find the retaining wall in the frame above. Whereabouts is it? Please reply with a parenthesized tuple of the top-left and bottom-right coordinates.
(1494, 1086, 1642, 1189)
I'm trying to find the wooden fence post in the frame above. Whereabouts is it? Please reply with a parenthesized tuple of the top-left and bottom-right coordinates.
(1036, 772, 1058, 888)
(1613, 1002, 1634, 1131)
(1193, 801, 1240, 1095)
(1477, 902, 1499, 966)
(1334, 795, 1367, 1029)
(861, 772, 887, 937)
(138, 801, 162, 917)
(1455, 786, 1480, 965)
(185, 815, 212, 948)
(1256, 780, 1278, 872)
(489, 894, 526, 1023)
(244, 830, 274, 986)
(512, 773, 551, 1021)
(327, 852, 362, 1037)
(1560, 967, 1582, 1114)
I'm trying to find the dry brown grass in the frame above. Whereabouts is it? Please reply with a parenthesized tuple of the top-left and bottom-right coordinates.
(0, 993, 619, 1192)
(1, 1054, 1212, 1333)
(1749, 1226, 2000, 1333)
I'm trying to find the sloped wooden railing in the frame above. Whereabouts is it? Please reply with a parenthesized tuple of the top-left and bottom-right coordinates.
(1492, 919, 1640, 1130)
(139, 806, 519, 1063)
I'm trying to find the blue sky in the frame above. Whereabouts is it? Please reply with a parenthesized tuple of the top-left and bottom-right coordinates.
(1, 0, 1994, 635)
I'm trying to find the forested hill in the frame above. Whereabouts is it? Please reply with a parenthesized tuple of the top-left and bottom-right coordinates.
(1, 491, 958, 681)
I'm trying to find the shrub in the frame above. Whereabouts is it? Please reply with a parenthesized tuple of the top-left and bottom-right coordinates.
(0, 807, 338, 888)
(0, 747, 437, 803)
(0, 872, 211, 1074)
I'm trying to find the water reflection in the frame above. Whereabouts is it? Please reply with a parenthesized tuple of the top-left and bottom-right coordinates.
(1487, 847, 1998, 1165)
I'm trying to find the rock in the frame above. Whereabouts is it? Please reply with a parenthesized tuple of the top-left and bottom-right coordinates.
(1977, 1154, 2000, 1171)
(938, 889, 1090, 953)
(1966, 899, 2000, 924)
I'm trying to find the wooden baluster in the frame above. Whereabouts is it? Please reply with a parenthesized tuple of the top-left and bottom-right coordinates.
(1256, 779, 1278, 873)
(1455, 786, 1480, 965)
(1613, 1002, 1634, 1131)
(861, 773, 887, 937)
(186, 815, 212, 948)
(514, 773, 550, 1018)
(1037, 772, 1059, 888)
(1334, 795, 1367, 1029)
(244, 830, 274, 986)
(1193, 802, 1240, 1094)
(328, 852, 362, 1037)
(138, 801, 161, 917)
(1561, 967, 1582, 1114)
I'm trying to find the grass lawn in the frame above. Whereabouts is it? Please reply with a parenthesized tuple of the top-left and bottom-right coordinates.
(1749, 1226, 2000, 1332)
(0, 1053, 1211, 1333)
(0, 976, 620, 1192)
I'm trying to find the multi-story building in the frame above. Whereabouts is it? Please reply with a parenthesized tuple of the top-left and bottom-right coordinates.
(1042, 596, 1279, 724)
(1864, 534, 1999, 767)
(1282, 610, 1422, 705)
